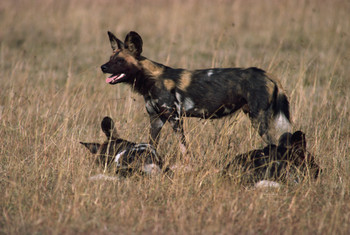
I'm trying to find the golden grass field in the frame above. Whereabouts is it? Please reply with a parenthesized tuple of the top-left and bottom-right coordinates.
(1, 0, 349, 234)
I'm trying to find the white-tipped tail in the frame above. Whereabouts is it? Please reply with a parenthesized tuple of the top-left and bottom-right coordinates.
(274, 112, 292, 135)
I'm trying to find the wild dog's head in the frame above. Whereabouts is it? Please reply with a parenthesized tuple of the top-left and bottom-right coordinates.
(80, 116, 162, 175)
(224, 130, 320, 184)
(278, 131, 307, 164)
(101, 31, 143, 85)
(277, 131, 320, 178)
(80, 116, 125, 167)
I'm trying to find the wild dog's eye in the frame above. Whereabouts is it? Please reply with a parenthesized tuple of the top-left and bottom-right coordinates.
(110, 55, 126, 64)
(116, 58, 126, 64)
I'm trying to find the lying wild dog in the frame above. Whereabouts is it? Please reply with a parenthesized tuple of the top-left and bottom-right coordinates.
(222, 131, 320, 186)
(101, 31, 291, 156)
(80, 116, 162, 175)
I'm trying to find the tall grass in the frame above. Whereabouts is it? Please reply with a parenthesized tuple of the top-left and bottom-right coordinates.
(0, 0, 349, 234)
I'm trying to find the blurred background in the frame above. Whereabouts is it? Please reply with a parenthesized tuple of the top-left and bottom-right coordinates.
(0, 0, 349, 234)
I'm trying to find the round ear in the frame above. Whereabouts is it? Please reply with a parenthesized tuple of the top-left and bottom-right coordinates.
(291, 131, 306, 149)
(124, 31, 143, 57)
(108, 31, 124, 51)
(101, 116, 118, 139)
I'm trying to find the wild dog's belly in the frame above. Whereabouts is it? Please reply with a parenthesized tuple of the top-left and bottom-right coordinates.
(175, 90, 245, 119)
(146, 87, 246, 120)
(172, 70, 250, 118)
(146, 95, 238, 119)
(183, 102, 242, 119)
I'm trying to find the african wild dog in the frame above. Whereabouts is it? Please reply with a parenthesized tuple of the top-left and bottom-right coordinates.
(100, 31, 291, 156)
(80, 116, 162, 175)
(223, 131, 320, 186)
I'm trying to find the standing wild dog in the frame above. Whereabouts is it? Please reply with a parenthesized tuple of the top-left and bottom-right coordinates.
(80, 116, 162, 175)
(101, 31, 291, 156)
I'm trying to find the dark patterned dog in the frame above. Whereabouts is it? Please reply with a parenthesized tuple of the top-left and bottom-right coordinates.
(223, 131, 320, 186)
(101, 31, 291, 156)
(80, 116, 162, 175)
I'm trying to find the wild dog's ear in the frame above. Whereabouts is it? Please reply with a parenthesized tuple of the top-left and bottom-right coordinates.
(101, 116, 118, 139)
(278, 132, 293, 148)
(80, 142, 100, 154)
(108, 31, 124, 51)
(124, 31, 143, 57)
(291, 131, 306, 149)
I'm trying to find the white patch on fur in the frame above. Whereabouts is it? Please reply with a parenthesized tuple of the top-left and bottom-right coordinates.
(133, 143, 157, 156)
(275, 112, 291, 133)
(183, 97, 194, 111)
(152, 118, 164, 129)
(89, 174, 119, 181)
(150, 99, 159, 111)
(145, 100, 155, 113)
(143, 164, 161, 174)
(161, 103, 171, 109)
(175, 92, 194, 112)
(207, 70, 214, 77)
(175, 92, 182, 114)
(255, 180, 281, 189)
(114, 150, 126, 167)
(146, 99, 162, 115)
(223, 107, 232, 114)
(179, 142, 187, 156)
(175, 92, 182, 102)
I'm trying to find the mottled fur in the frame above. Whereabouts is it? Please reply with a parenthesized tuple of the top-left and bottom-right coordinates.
(223, 131, 320, 185)
(101, 31, 291, 156)
(80, 116, 162, 175)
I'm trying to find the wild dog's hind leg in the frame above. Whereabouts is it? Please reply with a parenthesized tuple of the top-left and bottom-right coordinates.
(243, 102, 275, 144)
(249, 111, 276, 144)
(249, 110, 292, 144)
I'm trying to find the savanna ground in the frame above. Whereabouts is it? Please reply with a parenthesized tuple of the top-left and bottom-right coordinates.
(1, 0, 349, 234)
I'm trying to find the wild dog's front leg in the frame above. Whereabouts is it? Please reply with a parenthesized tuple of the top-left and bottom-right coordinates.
(145, 98, 165, 148)
(169, 117, 190, 161)
(149, 114, 165, 148)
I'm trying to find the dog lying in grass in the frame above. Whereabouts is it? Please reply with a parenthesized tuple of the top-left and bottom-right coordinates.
(223, 131, 320, 186)
(80, 116, 163, 176)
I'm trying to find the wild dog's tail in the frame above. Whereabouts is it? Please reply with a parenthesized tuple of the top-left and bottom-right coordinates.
(269, 75, 291, 134)
(273, 89, 291, 133)
(273, 91, 290, 122)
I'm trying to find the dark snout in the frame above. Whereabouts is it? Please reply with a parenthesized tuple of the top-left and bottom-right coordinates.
(101, 63, 109, 73)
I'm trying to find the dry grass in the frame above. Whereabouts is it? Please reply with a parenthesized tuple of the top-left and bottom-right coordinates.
(1, 0, 350, 234)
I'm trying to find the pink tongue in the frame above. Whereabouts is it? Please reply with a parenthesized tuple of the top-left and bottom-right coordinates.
(106, 75, 119, 83)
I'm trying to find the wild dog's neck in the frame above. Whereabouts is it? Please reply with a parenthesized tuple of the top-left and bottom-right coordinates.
(131, 57, 168, 96)
(139, 57, 167, 77)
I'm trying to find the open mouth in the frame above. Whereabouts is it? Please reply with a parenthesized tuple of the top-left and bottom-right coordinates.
(105, 73, 126, 84)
